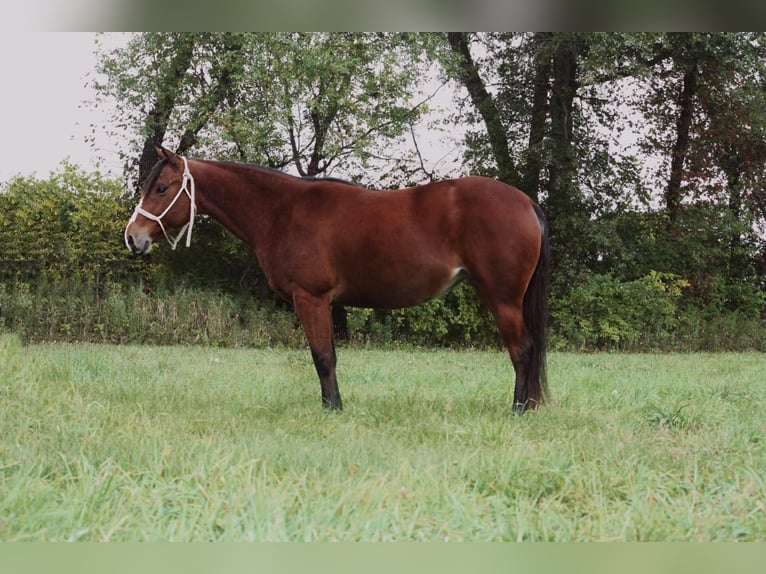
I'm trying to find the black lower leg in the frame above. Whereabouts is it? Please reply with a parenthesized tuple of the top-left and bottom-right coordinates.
(513, 379, 530, 412)
(312, 349, 342, 410)
(512, 339, 532, 412)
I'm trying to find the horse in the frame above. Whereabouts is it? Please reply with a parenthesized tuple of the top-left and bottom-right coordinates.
(124, 146, 549, 412)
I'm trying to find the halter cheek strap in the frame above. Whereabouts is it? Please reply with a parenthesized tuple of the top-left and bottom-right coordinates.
(125, 156, 197, 250)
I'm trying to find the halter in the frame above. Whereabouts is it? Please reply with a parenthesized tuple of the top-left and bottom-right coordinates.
(125, 156, 197, 251)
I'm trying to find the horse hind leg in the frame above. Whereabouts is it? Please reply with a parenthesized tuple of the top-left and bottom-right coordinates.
(490, 301, 540, 412)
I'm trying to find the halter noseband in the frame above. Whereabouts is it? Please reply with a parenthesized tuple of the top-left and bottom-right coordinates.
(125, 156, 197, 251)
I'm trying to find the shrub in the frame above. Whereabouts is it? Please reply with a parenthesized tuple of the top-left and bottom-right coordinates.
(550, 271, 689, 351)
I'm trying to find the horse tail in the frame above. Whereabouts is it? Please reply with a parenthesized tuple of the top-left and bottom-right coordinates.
(522, 202, 550, 406)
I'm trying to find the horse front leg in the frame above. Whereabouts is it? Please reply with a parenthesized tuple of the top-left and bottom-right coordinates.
(292, 290, 342, 410)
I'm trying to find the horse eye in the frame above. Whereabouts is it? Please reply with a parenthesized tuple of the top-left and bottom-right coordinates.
(156, 185, 167, 195)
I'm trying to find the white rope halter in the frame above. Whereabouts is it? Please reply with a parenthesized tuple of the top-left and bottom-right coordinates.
(125, 156, 197, 251)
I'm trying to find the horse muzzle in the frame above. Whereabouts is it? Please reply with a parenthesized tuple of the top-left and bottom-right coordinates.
(125, 227, 154, 255)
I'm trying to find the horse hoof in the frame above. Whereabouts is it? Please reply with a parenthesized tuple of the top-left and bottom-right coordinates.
(323, 399, 343, 411)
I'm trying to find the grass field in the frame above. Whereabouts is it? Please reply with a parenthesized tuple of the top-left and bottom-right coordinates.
(1, 333, 764, 541)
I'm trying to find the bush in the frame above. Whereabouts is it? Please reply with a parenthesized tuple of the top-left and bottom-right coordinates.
(0, 163, 151, 286)
(550, 271, 766, 351)
(551, 271, 688, 351)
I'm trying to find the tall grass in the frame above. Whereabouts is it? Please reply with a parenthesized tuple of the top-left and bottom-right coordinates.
(1, 334, 764, 541)
(2, 277, 765, 351)
(0, 280, 304, 348)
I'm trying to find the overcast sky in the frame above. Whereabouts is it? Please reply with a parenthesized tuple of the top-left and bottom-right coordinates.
(0, 32, 128, 182)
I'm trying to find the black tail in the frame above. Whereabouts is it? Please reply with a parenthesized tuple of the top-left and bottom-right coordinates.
(521, 203, 549, 407)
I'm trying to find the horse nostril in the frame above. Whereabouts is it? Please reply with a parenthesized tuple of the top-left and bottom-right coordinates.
(126, 232, 152, 254)
(126, 233, 146, 254)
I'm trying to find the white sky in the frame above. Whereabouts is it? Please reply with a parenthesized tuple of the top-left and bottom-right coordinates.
(0, 32, 127, 182)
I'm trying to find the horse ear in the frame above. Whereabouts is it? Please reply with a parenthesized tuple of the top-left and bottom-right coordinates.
(155, 145, 179, 165)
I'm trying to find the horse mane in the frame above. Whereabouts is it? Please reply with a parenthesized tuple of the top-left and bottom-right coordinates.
(146, 155, 361, 196)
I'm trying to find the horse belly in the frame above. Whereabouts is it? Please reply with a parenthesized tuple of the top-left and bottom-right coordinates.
(335, 263, 465, 309)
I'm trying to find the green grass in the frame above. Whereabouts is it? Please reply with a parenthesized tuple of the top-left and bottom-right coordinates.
(1, 333, 764, 541)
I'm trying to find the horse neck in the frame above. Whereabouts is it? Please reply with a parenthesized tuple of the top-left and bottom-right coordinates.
(191, 160, 291, 249)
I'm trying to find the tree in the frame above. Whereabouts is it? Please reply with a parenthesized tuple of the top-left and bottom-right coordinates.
(93, 33, 441, 187)
(632, 33, 766, 300)
(633, 34, 766, 221)
(93, 33, 198, 190)
(682, 34, 766, 223)
(521, 32, 553, 202)
(634, 33, 704, 228)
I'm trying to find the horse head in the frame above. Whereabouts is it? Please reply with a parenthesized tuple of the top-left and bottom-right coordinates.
(124, 146, 197, 254)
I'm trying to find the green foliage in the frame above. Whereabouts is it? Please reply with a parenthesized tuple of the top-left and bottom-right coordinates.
(551, 271, 689, 351)
(2, 162, 764, 352)
(600, 204, 766, 316)
(8, 32, 766, 352)
(551, 270, 766, 351)
(452, 33, 766, 306)
(0, 163, 154, 285)
(0, 279, 302, 348)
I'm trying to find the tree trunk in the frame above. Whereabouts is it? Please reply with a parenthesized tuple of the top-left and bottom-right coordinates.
(666, 63, 698, 228)
(547, 37, 579, 222)
(447, 32, 519, 187)
(521, 33, 552, 202)
(725, 154, 745, 276)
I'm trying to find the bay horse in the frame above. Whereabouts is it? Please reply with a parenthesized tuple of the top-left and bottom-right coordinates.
(124, 146, 549, 412)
